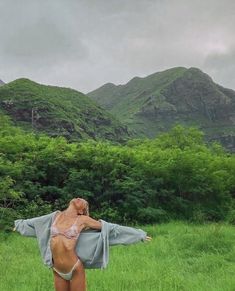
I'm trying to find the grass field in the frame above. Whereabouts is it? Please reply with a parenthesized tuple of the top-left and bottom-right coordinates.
(1, 221, 235, 291)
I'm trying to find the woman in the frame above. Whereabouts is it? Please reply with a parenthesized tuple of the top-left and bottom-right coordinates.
(14, 197, 152, 291)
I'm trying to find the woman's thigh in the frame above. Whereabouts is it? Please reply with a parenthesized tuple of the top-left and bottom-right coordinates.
(53, 270, 70, 291)
(70, 260, 86, 291)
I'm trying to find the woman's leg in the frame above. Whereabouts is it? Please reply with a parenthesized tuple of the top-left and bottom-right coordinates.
(69, 260, 86, 291)
(53, 270, 70, 291)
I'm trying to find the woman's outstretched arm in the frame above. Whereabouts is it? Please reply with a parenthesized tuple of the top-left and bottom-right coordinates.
(80, 216, 152, 241)
(81, 216, 102, 230)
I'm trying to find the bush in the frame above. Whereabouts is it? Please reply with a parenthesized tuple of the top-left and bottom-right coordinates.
(0, 207, 18, 232)
(137, 207, 169, 224)
(225, 209, 235, 224)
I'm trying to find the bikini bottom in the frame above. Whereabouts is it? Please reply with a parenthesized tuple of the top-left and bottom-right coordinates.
(53, 259, 80, 281)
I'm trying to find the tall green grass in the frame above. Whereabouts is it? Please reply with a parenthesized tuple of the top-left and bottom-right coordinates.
(1, 221, 235, 291)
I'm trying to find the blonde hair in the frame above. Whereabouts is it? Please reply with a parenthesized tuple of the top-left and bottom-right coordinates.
(69, 198, 89, 216)
(83, 201, 89, 216)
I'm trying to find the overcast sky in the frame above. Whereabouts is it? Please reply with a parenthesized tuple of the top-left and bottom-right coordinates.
(0, 0, 235, 93)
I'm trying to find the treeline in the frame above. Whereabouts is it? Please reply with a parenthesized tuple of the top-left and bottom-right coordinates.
(1, 114, 235, 230)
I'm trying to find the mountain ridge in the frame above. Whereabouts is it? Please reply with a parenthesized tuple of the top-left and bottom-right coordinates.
(88, 66, 235, 151)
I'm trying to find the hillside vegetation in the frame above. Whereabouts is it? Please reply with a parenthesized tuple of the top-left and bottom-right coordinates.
(1, 114, 235, 230)
(0, 78, 134, 143)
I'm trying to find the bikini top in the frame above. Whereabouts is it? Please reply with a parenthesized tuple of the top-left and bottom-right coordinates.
(51, 212, 81, 240)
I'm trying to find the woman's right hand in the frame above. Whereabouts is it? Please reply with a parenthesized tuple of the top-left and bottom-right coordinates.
(145, 235, 152, 241)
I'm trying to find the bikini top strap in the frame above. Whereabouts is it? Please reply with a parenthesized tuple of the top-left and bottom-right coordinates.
(73, 216, 80, 226)
(52, 211, 61, 226)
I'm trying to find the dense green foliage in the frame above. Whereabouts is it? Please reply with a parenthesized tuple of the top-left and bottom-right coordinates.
(0, 113, 235, 229)
(2, 222, 235, 290)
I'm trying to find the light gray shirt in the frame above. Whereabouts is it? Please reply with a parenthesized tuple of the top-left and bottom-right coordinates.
(14, 211, 147, 269)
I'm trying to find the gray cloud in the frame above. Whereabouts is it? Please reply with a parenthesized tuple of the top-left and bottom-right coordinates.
(0, 0, 235, 93)
(203, 48, 235, 89)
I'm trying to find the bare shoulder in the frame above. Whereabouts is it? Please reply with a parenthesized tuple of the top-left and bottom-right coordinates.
(78, 215, 87, 222)
(79, 215, 102, 230)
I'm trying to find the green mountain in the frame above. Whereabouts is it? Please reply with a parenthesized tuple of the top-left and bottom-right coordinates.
(88, 67, 235, 151)
(0, 78, 134, 143)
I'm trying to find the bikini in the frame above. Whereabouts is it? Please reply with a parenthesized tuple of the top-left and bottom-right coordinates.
(50, 213, 81, 280)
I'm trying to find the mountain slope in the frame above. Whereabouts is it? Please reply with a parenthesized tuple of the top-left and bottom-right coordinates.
(88, 67, 188, 116)
(0, 79, 4, 86)
(88, 67, 235, 151)
(0, 78, 134, 143)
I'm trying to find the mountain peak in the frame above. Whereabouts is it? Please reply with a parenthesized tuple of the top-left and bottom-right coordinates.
(184, 67, 214, 83)
(0, 79, 5, 86)
(101, 82, 116, 89)
(9, 78, 41, 86)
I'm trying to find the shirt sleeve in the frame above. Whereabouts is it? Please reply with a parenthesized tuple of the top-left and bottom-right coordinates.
(14, 218, 36, 237)
(108, 224, 147, 245)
